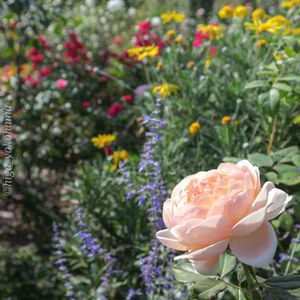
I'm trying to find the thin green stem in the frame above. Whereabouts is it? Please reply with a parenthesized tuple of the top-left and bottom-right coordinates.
(285, 229, 300, 275)
(242, 263, 256, 300)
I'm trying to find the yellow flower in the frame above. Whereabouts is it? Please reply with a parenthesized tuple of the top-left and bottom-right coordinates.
(205, 59, 211, 68)
(281, 0, 300, 9)
(189, 122, 201, 135)
(245, 15, 290, 35)
(152, 83, 180, 98)
(273, 53, 285, 61)
(233, 5, 250, 18)
(161, 11, 185, 24)
(187, 60, 195, 69)
(256, 39, 268, 47)
(218, 5, 234, 19)
(91, 134, 116, 149)
(221, 116, 231, 125)
(174, 35, 183, 43)
(197, 24, 223, 40)
(166, 29, 176, 38)
(111, 149, 129, 171)
(252, 8, 268, 21)
(156, 61, 163, 70)
(127, 45, 159, 61)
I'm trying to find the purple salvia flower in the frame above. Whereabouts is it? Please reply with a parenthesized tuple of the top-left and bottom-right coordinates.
(52, 223, 77, 300)
(126, 288, 142, 300)
(74, 207, 105, 257)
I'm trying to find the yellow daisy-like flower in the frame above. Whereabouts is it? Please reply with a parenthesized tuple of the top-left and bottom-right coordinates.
(221, 116, 231, 125)
(111, 149, 129, 171)
(161, 11, 185, 24)
(166, 29, 176, 38)
(281, 0, 300, 9)
(91, 134, 116, 149)
(156, 61, 163, 70)
(189, 122, 201, 135)
(204, 59, 211, 68)
(127, 45, 159, 61)
(197, 24, 223, 40)
(152, 83, 180, 98)
(256, 39, 268, 47)
(218, 5, 234, 19)
(252, 8, 268, 21)
(245, 15, 290, 35)
(233, 5, 250, 18)
(174, 35, 183, 43)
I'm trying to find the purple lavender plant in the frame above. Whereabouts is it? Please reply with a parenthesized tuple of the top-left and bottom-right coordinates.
(74, 207, 105, 257)
(52, 223, 77, 300)
(74, 207, 119, 299)
(121, 98, 186, 299)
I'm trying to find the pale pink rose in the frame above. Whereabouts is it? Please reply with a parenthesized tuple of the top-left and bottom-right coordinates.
(56, 79, 68, 90)
(156, 160, 290, 275)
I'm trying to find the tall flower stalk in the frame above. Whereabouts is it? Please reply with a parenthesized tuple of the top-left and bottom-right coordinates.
(52, 223, 77, 300)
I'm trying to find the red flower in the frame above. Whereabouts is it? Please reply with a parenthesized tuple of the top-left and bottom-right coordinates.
(138, 20, 152, 35)
(104, 146, 112, 156)
(193, 30, 210, 48)
(209, 47, 217, 58)
(64, 32, 87, 64)
(28, 47, 44, 63)
(108, 104, 124, 117)
(122, 95, 133, 103)
(38, 67, 51, 77)
(101, 75, 108, 83)
(82, 101, 91, 108)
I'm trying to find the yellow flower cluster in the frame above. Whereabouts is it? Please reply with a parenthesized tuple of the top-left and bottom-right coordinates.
(189, 122, 201, 135)
(245, 15, 291, 35)
(161, 11, 185, 24)
(91, 134, 116, 149)
(112, 150, 129, 171)
(218, 5, 250, 19)
(281, 0, 300, 9)
(197, 24, 223, 40)
(152, 84, 180, 98)
(127, 45, 159, 61)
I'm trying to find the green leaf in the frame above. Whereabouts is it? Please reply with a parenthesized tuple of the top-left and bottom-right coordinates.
(223, 157, 241, 163)
(288, 288, 300, 297)
(292, 155, 300, 167)
(269, 88, 280, 111)
(197, 280, 227, 300)
(264, 288, 298, 300)
(278, 75, 300, 83)
(272, 147, 299, 162)
(173, 260, 209, 284)
(264, 275, 300, 290)
(248, 153, 273, 167)
(292, 115, 300, 124)
(235, 289, 250, 300)
(244, 80, 268, 90)
(273, 82, 292, 93)
(266, 172, 279, 184)
(218, 253, 237, 278)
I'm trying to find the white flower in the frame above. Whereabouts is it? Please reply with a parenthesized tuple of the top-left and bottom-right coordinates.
(151, 17, 161, 26)
(106, 0, 125, 12)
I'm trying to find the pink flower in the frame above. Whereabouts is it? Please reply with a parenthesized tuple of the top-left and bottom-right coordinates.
(156, 160, 290, 275)
(104, 146, 112, 156)
(108, 104, 124, 117)
(122, 95, 133, 103)
(56, 79, 68, 90)
(138, 20, 152, 35)
(82, 101, 91, 108)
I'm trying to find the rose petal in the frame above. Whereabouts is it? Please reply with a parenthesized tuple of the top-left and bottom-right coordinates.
(230, 190, 254, 224)
(229, 222, 277, 268)
(237, 160, 258, 190)
(185, 216, 231, 246)
(251, 182, 274, 212)
(266, 188, 289, 220)
(207, 197, 231, 217)
(191, 256, 219, 275)
(174, 239, 229, 261)
(231, 207, 266, 236)
(156, 229, 188, 251)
